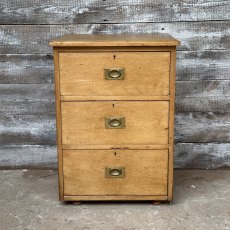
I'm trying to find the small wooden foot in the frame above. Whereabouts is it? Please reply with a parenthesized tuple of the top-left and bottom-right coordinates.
(152, 201, 162, 205)
(72, 201, 82, 205)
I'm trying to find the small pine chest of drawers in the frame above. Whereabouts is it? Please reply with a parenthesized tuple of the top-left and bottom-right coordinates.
(49, 34, 180, 202)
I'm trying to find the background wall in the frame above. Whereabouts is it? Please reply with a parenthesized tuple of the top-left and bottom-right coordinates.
(0, 0, 230, 169)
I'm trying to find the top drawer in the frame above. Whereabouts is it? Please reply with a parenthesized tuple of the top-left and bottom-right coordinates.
(59, 52, 170, 97)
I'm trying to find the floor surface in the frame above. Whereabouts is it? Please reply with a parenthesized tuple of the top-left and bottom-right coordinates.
(0, 170, 229, 230)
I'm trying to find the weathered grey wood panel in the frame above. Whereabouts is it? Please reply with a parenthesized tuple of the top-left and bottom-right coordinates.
(0, 54, 54, 83)
(1, 84, 230, 115)
(2, 80, 230, 100)
(176, 80, 230, 97)
(0, 0, 229, 169)
(175, 143, 230, 169)
(0, 0, 229, 24)
(0, 143, 229, 169)
(0, 100, 55, 115)
(0, 146, 57, 169)
(0, 115, 56, 145)
(177, 50, 230, 81)
(0, 84, 54, 100)
(1, 51, 229, 84)
(176, 97, 230, 113)
(1, 112, 230, 146)
(175, 112, 230, 143)
(0, 21, 229, 54)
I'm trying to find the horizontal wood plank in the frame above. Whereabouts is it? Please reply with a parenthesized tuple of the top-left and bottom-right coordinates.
(1, 51, 229, 84)
(176, 97, 230, 113)
(0, 84, 54, 100)
(0, 21, 229, 54)
(62, 144, 169, 150)
(0, 80, 230, 102)
(50, 33, 179, 46)
(0, 143, 229, 169)
(0, 100, 55, 115)
(2, 80, 230, 111)
(175, 143, 230, 169)
(4, 97, 230, 116)
(0, 54, 54, 84)
(175, 112, 230, 143)
(0, 145, 57, 169)
(177, 50, 230, 81)
(2, 112, 230, 146)
(61, 96, 170, 101)
(64, 195, 168, 201)
(176, 80, 230, 97)
(0, 0, 229, 24)
(0, 115, 56, 145)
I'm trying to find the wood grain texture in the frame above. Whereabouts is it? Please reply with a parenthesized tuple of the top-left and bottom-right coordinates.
(0, 0, 229, 24)
(3, 80, 230, 102)
(177, 50, 230, 81)
(62, 144, 169, 150)
(1, 51, 229, 84)
(175, 143, 230, 169)
(53, 48, 64, 201)
(0, 143, 229, 169)
(63, 149, 168, 196)
(176, 97, 230, 113)
(50, 33, 179, 46)
(176, 80, 230, 97)
(59, 51, 170, 96)
(0, 0, 229, 170)
(0, 146, 57, 169)
(0, 115, 55, 146)
(64, 195, 168, 201)
(0, 100, 55, 115)
(175, 112, 230, 143)
(61, 101, 169, 146)
(168, 47, 176, 200)
(2, 111, 230, 147)
(0, 21, 229, 54)
(61, 95, 170, 101)
(0, 84, 54, 100)
(0, 54, 54, 84)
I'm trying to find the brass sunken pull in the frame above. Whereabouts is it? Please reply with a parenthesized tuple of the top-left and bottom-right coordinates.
(105, 117, 125, 129)
(106, 167, 125, 178)
(109, 119, 121, 127)
(104, 68, 125, 80)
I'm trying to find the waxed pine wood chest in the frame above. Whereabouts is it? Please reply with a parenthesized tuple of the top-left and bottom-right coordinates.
(49, 34, 180, 202)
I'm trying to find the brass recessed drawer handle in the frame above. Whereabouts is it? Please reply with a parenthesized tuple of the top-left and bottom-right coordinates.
(104, 68, 125, 80)
(106, 167, 125, 178)
(105, 117, 125, 129)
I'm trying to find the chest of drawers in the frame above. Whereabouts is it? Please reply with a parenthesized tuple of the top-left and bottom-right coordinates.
(49, 34, 180, 202)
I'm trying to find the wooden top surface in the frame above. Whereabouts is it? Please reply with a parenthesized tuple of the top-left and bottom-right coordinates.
(49, 33, 180, 47)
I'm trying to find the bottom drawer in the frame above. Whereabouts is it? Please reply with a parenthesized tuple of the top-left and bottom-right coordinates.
(63, 149, 168, 196)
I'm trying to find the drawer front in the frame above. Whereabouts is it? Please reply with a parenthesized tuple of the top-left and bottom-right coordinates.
(63, 149, 168, 196)
(59, 52, 170, 96)
(61, 101, 169, 146)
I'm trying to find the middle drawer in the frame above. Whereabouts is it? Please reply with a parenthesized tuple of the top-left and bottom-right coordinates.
(61, 101, 169, 146)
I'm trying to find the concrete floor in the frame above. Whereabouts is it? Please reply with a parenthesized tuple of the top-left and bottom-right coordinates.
(0, 170, 229, 230)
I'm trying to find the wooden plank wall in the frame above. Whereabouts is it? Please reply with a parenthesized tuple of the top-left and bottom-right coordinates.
(0, 0, 230, 169)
